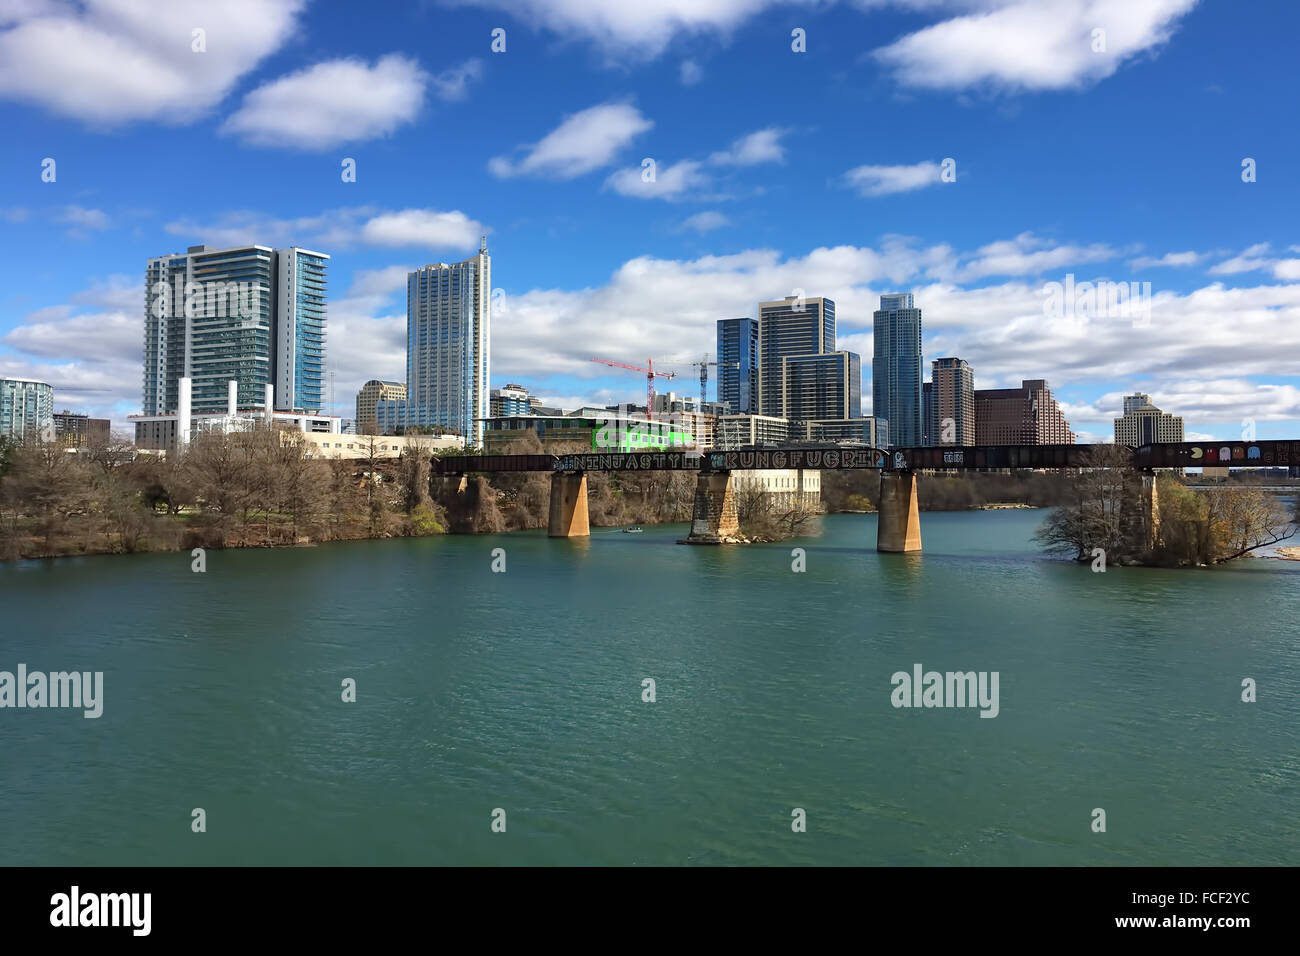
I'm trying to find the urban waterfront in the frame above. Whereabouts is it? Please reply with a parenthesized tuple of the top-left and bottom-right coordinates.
(1, 510, 1297, 866)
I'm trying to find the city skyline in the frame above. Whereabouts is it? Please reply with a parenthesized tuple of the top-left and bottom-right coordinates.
(0, 1, 1297, 442)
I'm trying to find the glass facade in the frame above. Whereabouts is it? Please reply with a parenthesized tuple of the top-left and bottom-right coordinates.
(0, 377, 54, 442)
(716, 317, 758, 414)
(780, 351, 861, 422)
(757, 297, 835, 417)
(872, 293, 923, 447)
(406, 244, 490, 446)
(144, 245, 328, 416)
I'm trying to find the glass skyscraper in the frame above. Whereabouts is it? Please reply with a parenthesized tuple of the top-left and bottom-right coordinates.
(872, 292, 923, 447)
(405, 240, 491, 446)
(757, 296, 835, 417)
(716, 317, 758, 414)
(0, 377, 54, 442)
(143, 244, 328, 416)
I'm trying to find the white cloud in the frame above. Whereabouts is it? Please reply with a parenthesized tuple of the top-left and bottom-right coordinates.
(1209, 243, 1274, 275)
(679, 211, 731, 232)
(221, 54, 428, 150)
(164, 206, 486, 253)
(57, 205, 110, 235)
(605, 159, 709, 200)
(449, 0, 818, 59)
(360, 210, 486, 250)
(954, 232, 1115, 281)
(431, 58, 484, 100)
(1128, 250, 1204, 269)
(873, 0, 1200, 93)
(843, 161, 944, 197)
(0, 0, 304, 124)
(709, 127, 788, 166)
(679, 60, 704, 85)
(489, 102, 652, 179)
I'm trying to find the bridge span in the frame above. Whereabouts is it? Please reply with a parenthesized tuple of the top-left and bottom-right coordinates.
(431, 439, 1300, 552)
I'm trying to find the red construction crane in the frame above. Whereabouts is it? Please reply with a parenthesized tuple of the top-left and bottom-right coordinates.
(590, 357, 676, 421)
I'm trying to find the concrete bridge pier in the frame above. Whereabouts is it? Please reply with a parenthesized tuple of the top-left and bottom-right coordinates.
(685, 472, 742, 544)
(548, 471, 590, 538)
(877, 470, 922, 553)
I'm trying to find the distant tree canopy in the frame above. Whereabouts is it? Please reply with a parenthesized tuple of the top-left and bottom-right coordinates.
(1035, 445, 1295, 566)
(0, 426, 448, 561)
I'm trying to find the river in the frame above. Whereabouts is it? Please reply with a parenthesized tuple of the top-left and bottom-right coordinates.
(1, 510, 1296, 865)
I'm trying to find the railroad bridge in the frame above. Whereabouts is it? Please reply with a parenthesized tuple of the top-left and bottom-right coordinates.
(430, 440, 1300, 552)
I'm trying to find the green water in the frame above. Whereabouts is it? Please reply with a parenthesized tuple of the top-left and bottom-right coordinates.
(1, 511, 1297, 865)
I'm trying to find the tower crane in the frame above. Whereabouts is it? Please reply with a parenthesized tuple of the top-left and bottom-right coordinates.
(681, 355, 739, 405)
(589, 357, 676, 421)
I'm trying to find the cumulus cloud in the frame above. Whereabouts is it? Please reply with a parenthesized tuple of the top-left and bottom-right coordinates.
(679, 60, 704, 85)
(0, 0, 304, 124)
(709, 128, 788, 166)
(221, 54, 429, 150)
(872, 0, 1200, 93)
(163, 206, 487, 253)
(489, 102, 652, 179)
(843, 160, 947, 197)
(605, 159, 709, 200)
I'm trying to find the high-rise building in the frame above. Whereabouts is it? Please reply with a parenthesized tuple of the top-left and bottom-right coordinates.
(716, 317, 758, 413)
(491, 384, 533, 417)
(0, 377, 54, 442)
(975, 379, 1075, 445)
(144, 244, 328, 417)
(53, 411, 110, 447)
(931, 357, 975, 446)
(757, 296, 835, 417)
(872, 292, 923, 447)
(780, 351, 861, 421)
(405, 239, 491, 446)
(1114, 393, 1184, 446)
(355, 380, 407, 430)
(921, 381, 934, 446)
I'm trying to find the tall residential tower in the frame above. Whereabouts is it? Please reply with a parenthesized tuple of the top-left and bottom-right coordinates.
(143, 244, 327, 416)
(872, 293, 923, 447)
(405, 239, 491, 446)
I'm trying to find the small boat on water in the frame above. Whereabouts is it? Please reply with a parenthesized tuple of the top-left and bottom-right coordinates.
(623, 526, 644, 534)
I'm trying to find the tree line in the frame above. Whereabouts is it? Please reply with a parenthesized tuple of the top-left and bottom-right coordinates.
(0, 427, 448, 561)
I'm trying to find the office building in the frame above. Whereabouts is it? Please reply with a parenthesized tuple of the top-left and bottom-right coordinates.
(975, 379, 1075, 445)
(144, 244, 327, 418)
(0, 377, 54, 442)
(53, 411, 111, 448)
(1114, 393, 1184, 446)
(804, 417, 885, 446)
(715, 414, 790, 449)
(717, 317, 758, 413)
(872, 293, 923, 447)
(405, 238, 491, 446)
(931, 357, 975, 446)
(780, 351, 861, 421)
(355, 380, 407, 430)
(491, 384, 534, 417)
(757, 296, 835, 417)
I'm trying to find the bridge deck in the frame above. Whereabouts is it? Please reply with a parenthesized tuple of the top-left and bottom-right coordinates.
(431, 440, 1300, 474)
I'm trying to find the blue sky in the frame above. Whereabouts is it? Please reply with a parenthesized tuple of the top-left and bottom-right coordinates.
(1, 0, 1298, 441)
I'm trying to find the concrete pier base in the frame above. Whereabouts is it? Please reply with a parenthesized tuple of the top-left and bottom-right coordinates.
(877, 471, 922, 553)
(548, 472, 590, 538)
(684, 472, 742, 544)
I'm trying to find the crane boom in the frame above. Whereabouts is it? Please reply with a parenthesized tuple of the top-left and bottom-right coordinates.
(590, 357, 676, 420)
